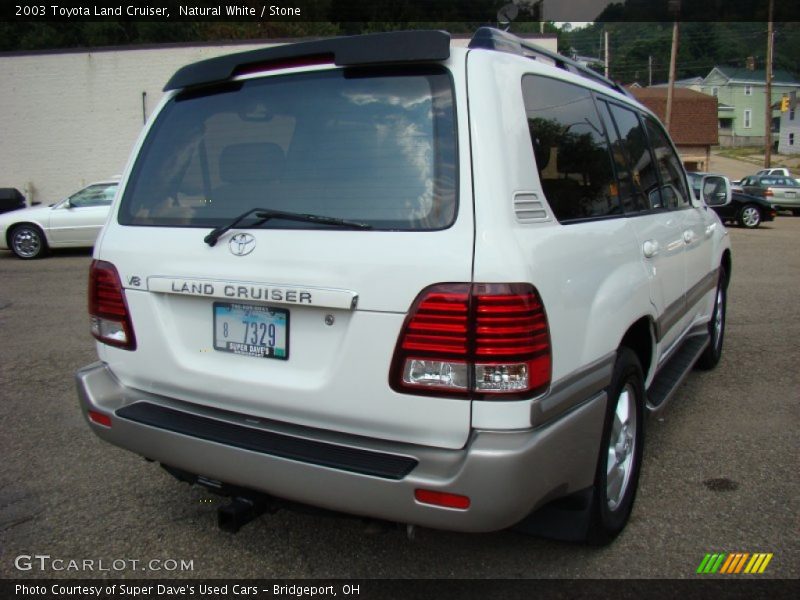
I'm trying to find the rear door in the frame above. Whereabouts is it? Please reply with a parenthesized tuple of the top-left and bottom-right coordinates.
(740, 176, 762, 197)
(599, 100, 687, 350)
(640, 115, 716, 327)
(99, 64, 476, 449)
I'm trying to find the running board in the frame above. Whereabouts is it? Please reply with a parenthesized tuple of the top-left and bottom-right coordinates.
(647, 333, 710, 412)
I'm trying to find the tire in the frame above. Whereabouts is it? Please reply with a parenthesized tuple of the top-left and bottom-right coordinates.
(586, 347, 645, 545)
(9, 224, 48, 259)
(695, 267, 727, 371)
(792, 209, 800, 217)
(737, 204, 761, 228)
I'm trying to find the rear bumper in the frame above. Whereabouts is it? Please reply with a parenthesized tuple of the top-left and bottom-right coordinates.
(76, 361, 606, 533)
(770, 195, 800, 209)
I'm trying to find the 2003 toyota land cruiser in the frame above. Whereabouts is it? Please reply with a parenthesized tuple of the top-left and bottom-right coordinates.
(76, 28, 731, 543)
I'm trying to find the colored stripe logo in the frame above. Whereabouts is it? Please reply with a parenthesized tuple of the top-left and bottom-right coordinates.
(697, 553, 773, 574)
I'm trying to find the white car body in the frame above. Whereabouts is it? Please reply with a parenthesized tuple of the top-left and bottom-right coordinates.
(0, 181, 118, 257)
(76, 30, 731, 541)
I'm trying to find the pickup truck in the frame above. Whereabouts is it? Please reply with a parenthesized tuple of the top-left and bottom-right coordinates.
(754, 168, 800, 184)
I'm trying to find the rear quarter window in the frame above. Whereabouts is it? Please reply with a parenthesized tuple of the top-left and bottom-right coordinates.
(522, 75, 621, 222)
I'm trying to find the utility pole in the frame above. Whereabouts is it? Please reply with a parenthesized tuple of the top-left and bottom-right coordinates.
(604, 29, 609, 79)
(665, 1, 681, 133)
(765, 0, 774, 167)
(649, 55, 653, 87)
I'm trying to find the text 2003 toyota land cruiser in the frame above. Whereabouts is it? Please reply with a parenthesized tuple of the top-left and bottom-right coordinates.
(77, 29, 731, 543)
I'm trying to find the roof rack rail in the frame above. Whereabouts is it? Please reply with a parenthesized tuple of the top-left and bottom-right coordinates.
(468, 27, 632, 98)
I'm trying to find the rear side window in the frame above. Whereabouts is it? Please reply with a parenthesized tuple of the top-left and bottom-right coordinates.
(642, 116, 690, 208)
(602, 102, 661, 212)
(119, 67, 457, 230)
(522, 75, 620, 222)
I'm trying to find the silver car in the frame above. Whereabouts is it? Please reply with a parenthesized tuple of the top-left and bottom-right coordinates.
(739, 174, 800, 215)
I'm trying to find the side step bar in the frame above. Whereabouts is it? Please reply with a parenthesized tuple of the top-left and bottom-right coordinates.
(647, 332, 710, 412)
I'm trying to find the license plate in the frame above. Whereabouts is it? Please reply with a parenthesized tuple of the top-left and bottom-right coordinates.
(213, 302, 289, 360)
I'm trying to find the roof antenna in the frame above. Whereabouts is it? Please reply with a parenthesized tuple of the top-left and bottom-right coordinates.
(497, 2, 519, 32)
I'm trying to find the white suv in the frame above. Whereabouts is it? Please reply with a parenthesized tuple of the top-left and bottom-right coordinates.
(76, 28, 731, 543)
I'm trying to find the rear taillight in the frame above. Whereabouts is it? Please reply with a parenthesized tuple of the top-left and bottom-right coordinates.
(765, 188, 774, 197)
(89, 260, 136, 350)
(390, 283, 551, 399)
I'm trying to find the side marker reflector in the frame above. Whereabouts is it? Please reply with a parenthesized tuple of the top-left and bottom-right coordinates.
(414, 488, 470, 510)
(88, 410, 112, 427)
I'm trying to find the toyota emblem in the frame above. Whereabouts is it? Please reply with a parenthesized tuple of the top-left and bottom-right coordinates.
(229, 233, 256, 256)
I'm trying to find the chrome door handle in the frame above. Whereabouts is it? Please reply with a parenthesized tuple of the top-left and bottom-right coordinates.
(643, 240, 659, 258)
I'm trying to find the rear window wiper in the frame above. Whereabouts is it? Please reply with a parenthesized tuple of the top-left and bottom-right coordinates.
(204, 208, 373, 246)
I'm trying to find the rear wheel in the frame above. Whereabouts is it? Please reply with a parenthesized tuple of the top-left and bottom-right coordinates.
(792, 208, 800, 217)
(738, 205, 761, 228)
(695, 267, 727, 371)
(587, 347, 645, 545)
(10, 224, 48, 259)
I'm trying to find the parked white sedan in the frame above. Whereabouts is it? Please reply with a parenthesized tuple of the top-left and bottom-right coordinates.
(0, 180, 118, 259)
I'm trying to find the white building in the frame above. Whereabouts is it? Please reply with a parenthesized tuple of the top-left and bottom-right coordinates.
(1, 41, 280, 204)
(0, 34, 557, 205)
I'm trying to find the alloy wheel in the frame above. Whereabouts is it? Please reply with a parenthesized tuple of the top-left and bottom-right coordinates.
(11, 227, 42, 259)
(741, 206, 760, 228)
(606, 383, 637, 511)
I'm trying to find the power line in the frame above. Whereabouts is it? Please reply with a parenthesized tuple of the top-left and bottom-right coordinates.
(564, 24, 800, 83)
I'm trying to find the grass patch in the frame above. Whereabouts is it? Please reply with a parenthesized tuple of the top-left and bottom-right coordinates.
(714, 146, 762, 160)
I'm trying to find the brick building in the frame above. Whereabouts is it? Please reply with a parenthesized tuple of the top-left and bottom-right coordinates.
(630, 87, 719, 172)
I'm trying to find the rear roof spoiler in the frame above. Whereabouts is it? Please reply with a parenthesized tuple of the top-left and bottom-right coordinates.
(164, 30, 451, 91)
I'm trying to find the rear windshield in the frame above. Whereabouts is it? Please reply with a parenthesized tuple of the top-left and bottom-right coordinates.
(119, 67, 457, 230)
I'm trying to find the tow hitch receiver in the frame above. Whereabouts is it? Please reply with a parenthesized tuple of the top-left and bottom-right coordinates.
(218, 496, 272, 533)
(161, 464, 276, 533)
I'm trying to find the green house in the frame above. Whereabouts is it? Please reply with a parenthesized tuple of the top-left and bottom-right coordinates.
(701, 66, 800, 147)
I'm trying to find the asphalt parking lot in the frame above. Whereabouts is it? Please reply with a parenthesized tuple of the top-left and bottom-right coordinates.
(0, 217, 798, 581)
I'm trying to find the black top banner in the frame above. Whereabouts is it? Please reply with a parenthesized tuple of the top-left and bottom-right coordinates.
(2, 0, 800, 23)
